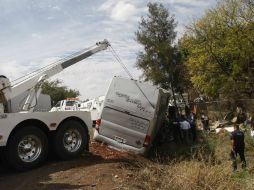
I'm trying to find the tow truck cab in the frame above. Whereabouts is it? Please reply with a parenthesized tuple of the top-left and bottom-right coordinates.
(50, 98, 81, 112)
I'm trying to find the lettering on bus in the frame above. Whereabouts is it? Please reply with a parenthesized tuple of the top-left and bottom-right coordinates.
(115, 92, 146, 111)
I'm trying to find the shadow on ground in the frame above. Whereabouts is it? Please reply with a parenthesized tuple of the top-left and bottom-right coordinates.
(0, 148, 130, 190)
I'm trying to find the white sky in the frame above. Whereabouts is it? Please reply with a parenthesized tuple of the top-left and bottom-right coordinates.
(0, 0, 216, 99)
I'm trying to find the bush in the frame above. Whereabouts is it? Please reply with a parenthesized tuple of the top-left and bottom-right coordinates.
(124, 132, 254, 190)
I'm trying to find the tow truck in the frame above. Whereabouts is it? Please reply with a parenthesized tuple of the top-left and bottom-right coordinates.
(50, 98, 81, 112)
(0, 40, 109, 170)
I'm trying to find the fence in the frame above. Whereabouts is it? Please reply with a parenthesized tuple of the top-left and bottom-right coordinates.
(191, 99, 254, 121)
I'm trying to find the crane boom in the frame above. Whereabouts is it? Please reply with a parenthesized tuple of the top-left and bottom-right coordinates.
(0, 39, 110, 113)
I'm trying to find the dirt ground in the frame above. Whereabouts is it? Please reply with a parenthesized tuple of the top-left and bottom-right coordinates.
(0, 141, 137, 190)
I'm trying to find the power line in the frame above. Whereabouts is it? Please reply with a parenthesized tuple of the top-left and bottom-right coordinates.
(108, 44, 155, 109)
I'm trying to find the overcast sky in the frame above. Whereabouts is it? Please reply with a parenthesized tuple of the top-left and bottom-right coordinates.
(0, 0, 216, 99)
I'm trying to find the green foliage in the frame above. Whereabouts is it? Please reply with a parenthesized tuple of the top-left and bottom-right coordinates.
(180, 0, 254, 99)
(245, 132, 254, 150)
(136, 3, 188, 93)
(41, 79, 80, 104)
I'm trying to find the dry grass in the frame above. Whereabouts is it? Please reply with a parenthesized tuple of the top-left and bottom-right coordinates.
(131, 160, 245, 190)
(123, 131, 254, 190)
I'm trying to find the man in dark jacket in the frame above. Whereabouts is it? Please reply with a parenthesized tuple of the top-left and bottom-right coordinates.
(230, 124, 246, 171)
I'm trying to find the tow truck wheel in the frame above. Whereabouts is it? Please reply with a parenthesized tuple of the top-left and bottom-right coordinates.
(54, 120, 88, 160)
(5, 126, 48, 171)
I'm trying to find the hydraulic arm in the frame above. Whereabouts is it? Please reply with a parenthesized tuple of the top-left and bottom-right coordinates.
(0, 40, 109, 113)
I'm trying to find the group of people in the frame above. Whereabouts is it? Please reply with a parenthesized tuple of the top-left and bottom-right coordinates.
(157, 105, 197, 145)
(177, 109, 197, 144)
(155, 104, 254, 172)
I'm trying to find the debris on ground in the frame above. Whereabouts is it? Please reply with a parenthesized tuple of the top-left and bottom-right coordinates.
(90, 141, 128, 160)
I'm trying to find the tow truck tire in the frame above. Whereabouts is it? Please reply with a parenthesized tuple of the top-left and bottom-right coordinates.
(54, 120, 88, 160)
(5, 126, 48, 171)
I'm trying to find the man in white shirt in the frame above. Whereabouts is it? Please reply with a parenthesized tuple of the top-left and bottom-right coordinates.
(180, 118, 191, 144)
(180, 120, 191, 130)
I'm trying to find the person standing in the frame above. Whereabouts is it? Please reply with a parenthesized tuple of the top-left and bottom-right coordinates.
(168, 106, 182, 144)
(230, 124, 246, 171)
(236, 106, 247, 124)
(251, 116, 254, 138)
(179, 116, 191, 144)
(201, 112, 210, 132)
(189, 111, 197, 142)
(185, 107, 197, 142)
